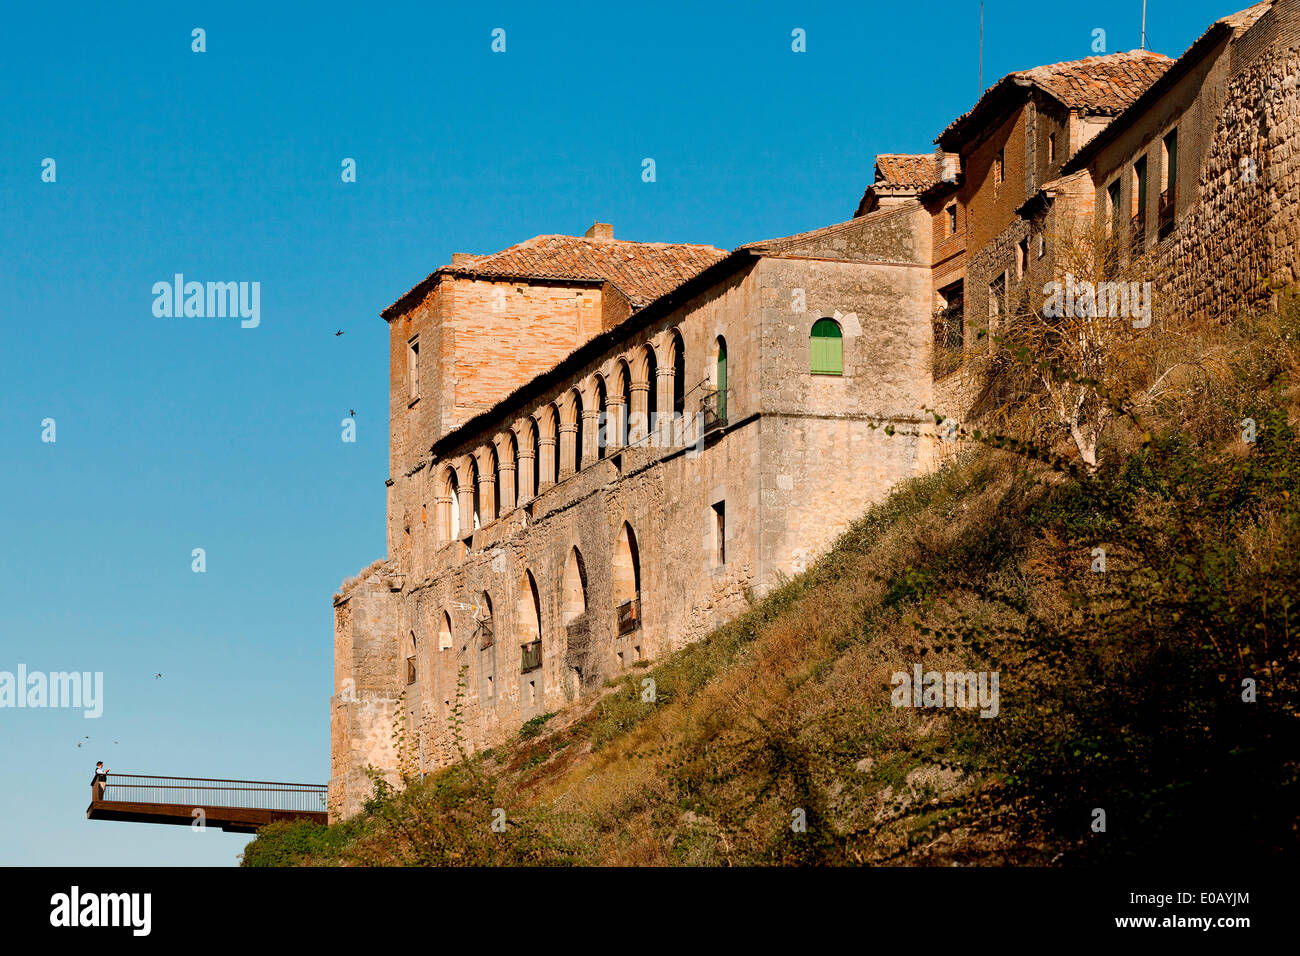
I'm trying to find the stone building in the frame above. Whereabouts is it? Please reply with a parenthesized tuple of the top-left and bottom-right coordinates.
(1062, 0, 1300, 319)
(936, 50, 1174, 344)
(330, 209, 939, 819)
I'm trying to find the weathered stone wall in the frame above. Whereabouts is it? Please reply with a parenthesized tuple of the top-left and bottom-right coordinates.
(328, 571, 403, 820)
(1157, 3, 1300, 318)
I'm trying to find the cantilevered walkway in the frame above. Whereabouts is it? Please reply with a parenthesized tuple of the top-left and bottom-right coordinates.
(87, 774, 327, 834)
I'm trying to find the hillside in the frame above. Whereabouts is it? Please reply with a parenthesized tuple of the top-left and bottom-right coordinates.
(243, 303, 1300, 867)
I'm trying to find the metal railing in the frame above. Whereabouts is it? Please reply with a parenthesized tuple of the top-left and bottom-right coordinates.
(617, 597, 641, 636)
(1130, 211, 1146, 257)
(520, 639, 542, 673)
(702, 388, 729, 433)
(100, 774, 328, 813)
(1158, 189, 1176, 239)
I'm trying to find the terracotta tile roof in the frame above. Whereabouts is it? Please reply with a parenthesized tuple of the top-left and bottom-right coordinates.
(938, 49, 1173, 149)
(383, 234, 727, 317)
(1021, 49, 1176, 113)
(1062, 3, 1274, 173)
(873, 154, 940, 189)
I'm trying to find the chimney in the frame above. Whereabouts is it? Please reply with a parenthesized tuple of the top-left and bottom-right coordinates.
(584, 222, 613, 240)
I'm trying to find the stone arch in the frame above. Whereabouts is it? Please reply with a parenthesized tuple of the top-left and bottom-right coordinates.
(561, 546, 588, 625)
(616, 359, 632, 447)
(438, 609, 453, 651)
(525, 416, 542, 499)
(613, 521, 642, 633)
(542, 403, 560, 486)
(402, 629, 417, 685)
(669, 328, 686, 416)
(482, 443, 500, 523)
(593, 374, 608, 459)
(630, 345, 657, 444)
(505, 430, 520, 511)
(563, 387, 584, 475)
(517, 570, 543, 676)
(517, 569, 542, 644)
(442, 466, 461, 541)
(468, 454, 481, 530)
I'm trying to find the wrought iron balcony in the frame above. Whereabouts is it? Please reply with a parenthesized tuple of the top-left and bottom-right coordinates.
(702, 388, 728, 433)
(1130, 212, 1146, 257)
(1158, 189, 1176, 240)
(617, 597, 641, 635)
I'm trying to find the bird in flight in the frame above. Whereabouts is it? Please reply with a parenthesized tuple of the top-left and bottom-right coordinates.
(350, 409, 356, 417)
(154, 673, 162, 679)
(335, 330, 344, 336)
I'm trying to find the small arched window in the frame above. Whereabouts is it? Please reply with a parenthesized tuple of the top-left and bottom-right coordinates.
(619, 363, 632, 447)
(715, 336, 728, 423)
(671, 331, 685, 416)
(469, 457, 481, 529)
(810, 319, 843, 376)
(508, 432, 520, 509)
(438, 611, 453, 651)
(572, 389, 584, 473)
(531, 419, 542, 498)
(594, 377, 607, 459)
(644, 346, 658, 430)
(447, 471, 461, 540)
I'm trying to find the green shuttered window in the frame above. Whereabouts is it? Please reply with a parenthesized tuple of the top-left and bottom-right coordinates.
(810, 319, 843, 375)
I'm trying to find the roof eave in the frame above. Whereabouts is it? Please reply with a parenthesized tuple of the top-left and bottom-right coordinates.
(1062, 24, 1232, 175)
(426, 248, 760, 459)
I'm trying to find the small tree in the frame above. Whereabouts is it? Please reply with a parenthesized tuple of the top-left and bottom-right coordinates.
(965, 220, 1162, 470)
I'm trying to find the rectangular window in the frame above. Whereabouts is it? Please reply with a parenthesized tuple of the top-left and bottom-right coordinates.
(407, 337, 420, 401)
(1131, 156, 1148, 255)
(1017, 238, 1028, 279)
(946, 205, 957, 235)
(1048, 132, 1056, 165)
(712, 501, 726, 566)
(1107, 179, 1122, 237)
(1037, 233, 1046, 259)
(1160, 129, 1179, 239)
(993, 148, 1004, 192)
(406, 657, 416, 685)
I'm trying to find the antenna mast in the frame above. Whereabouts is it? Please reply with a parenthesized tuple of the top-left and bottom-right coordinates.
(1141, 0, 1148, 49)
(979, 2, 984, 96)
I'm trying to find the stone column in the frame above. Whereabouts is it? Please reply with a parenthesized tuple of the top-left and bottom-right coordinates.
(629, 382, 650, 445)
(656, 366, 674, 447)
(435, 494, 451, 544)
(604, 397, 625, 452)
(538, 437, 557, 490)
(476, 469, 496, 524)
(558, 422, 578, 477)
(582, 408, 602, 462)
(516, 448, 536, 504)
(497, 462, 516, 513)
(458, 476, 473, 535)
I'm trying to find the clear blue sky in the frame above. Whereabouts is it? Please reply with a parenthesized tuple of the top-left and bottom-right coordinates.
(0, 0, 1232, 865)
